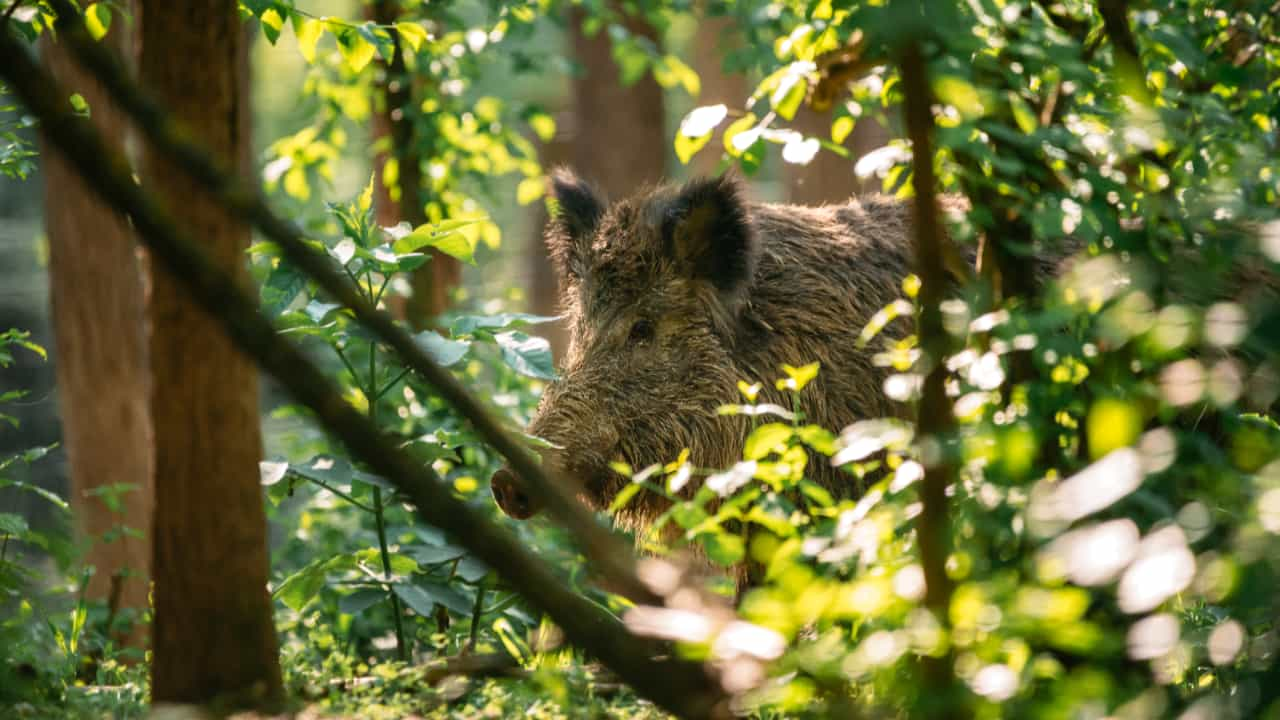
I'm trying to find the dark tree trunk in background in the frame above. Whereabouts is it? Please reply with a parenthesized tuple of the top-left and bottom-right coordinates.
(40, 20, 153, 653)
(566, 9, 667, 195)
(526, 8, 668, 357)
(526, 134, 573, 357)
(786, 106, 888, 204)
(139, 0, 281, 706)
(688, 11, 747, 178)
(371, 0, 458, 328)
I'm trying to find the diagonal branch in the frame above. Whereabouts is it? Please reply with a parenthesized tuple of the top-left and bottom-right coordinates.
(37, 0, 653, 606)
(0, 30, 730, 719)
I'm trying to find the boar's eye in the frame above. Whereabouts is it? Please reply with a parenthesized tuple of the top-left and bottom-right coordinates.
(628, 319, 655, 345)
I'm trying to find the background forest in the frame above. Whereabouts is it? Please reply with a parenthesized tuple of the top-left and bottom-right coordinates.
(2, 0, 1280, 718)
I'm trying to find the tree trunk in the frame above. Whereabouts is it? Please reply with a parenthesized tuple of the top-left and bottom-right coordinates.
(567, 8, 667, 195)
(139, 0, 281, 706)
(786, 105, 888, 205)
(370, 0, 458, 328)
(526, 8, 668, 357)
(40, 18, 152, 653)
(687, 12, 749, 178)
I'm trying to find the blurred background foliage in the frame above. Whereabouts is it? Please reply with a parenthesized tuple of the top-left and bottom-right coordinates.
(2, 0, 1280, 717)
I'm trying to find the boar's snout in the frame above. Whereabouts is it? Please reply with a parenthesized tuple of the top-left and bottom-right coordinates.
(490, 466, 543, 520)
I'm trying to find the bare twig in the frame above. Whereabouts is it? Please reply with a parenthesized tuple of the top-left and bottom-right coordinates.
(0, 31, 729, 719)
(39, 0, 654, 608)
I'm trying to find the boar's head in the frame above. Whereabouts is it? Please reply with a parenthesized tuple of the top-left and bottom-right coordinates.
(491, 170, 756, 527)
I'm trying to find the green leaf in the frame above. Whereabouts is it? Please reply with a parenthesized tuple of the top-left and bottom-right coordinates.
(275, 554, 354, 611)
(68, 93, 89, 117)
(339, 588, 385, 616)
(653, 55, 701, 96)
(495, 331, 555, 380)
(526, 112, 556, 142)
(778, 361, 820, 392)
(831, 115, 855, 144)
(407, 544, 466, 565)
(392, 583, 436, 616)
(354, 548, 419, 577)
(744, 423, 793, 460)
(516, 176, 544, 206)
(394, 220, 480, 264)
(412, 579, 475, 614)
(675, 132, 712, 165)
(401, 436, 461, 465)
(797, 425, 836, 455)
(455, 557, 488, 583)
(295, 18, 324, 63)
(700, 531, 745, 566)
(1009, 92, 1038, 134)
(357, 22, 395, 61)
(450, 312, 557, 337)
(415, 330, 470, 367)
(723, 113, 760, 157)
(395, 22, 428, 53)
(358, 172, 374, 213)
(84, 3, 111, 41)
(0, 512, 28, 536)
(771, 69, 808, 121)
(607, 482, 644, 514)
(333, 25, 376, 73)
(259, 7, 284, 44)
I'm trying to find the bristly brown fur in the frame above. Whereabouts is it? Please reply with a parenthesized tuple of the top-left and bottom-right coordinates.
(506, 172, 1277, 550)
(528, 173, 950, 533)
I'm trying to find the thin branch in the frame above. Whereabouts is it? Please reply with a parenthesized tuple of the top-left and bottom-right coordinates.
(374, 367, 412, 403)
(1, 0, 25, 25)
(0, 30, 729, 720)
(900, 36, 964, 719)
(40, 0, 652, 606)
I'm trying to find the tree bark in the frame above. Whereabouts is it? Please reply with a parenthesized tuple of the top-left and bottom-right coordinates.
(687, 13, 748, 178)
(786, 106, 888, 204)
(138, 0, 281, 706)
(567, 8, 667, 196)
(526, 7, 668, 357)
(370, 0, 458, 328)
(40, 18, 153, 653)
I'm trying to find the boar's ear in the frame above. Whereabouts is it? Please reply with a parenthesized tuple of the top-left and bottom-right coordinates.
(545, 168, 604, 281)
(663, 174, 756, 298)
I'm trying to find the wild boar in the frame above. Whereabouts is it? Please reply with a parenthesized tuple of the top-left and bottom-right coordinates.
(490, 169, 950, 532)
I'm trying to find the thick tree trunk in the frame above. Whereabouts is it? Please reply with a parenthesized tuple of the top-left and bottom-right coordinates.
(687, 12, 748, 178)
(526, 8, 668, 357)
(40, 23, 152, 653)
(138, 0, 281, 706)
(567, 9, 667, 195)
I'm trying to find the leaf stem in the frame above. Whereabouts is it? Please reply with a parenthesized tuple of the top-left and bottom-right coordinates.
(365, 340, 407, 661)
(295, 473, 376, 513)
(467, 582, 486, 653)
